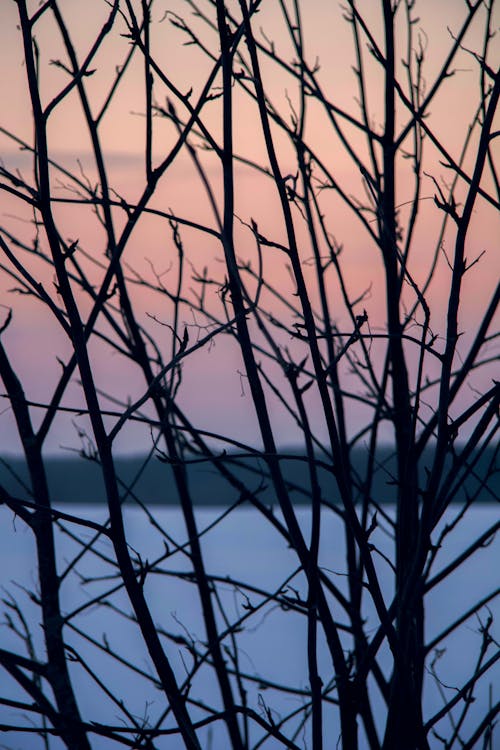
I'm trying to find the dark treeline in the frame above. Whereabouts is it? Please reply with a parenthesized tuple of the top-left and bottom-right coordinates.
(1, 446, 497, 506)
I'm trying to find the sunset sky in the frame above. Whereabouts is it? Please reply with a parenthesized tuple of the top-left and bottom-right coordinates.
(0, 0, 498, 454)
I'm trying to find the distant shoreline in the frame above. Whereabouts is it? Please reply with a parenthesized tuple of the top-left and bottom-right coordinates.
(1, 447, 497, 506)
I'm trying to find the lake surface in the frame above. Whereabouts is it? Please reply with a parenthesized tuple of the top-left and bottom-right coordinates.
(0, 498, 498, 749)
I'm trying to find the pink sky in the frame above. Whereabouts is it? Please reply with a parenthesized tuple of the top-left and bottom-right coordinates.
(0, 1, 498, 453)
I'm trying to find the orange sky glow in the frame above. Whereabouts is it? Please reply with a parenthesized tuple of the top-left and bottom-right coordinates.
(0, 0, 498, 453)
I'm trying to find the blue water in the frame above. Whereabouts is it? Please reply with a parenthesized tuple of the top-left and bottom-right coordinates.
(0, 503, 498, 749)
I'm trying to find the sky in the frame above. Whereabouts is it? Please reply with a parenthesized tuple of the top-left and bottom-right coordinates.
(0, 0, 498, 455)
